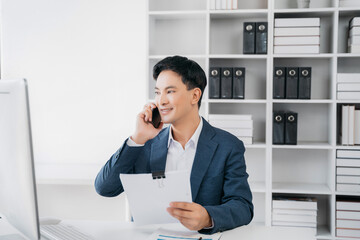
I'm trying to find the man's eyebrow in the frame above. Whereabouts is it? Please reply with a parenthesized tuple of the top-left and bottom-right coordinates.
(154, 86, 177, 90)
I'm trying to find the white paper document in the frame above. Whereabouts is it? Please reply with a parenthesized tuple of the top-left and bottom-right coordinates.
(120, 170, 192, 225)
(146, 225, 222, 240)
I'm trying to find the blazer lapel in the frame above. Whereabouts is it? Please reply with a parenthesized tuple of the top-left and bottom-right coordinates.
(150, 127, 169, 173)
(190, 118, 218, 201)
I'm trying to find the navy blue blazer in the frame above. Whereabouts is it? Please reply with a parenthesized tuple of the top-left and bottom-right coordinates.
(95, 118, 253, 234)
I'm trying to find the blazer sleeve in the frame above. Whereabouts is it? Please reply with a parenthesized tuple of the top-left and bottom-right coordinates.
(94, 138, 146, 197)
(200, 141, 254, 234)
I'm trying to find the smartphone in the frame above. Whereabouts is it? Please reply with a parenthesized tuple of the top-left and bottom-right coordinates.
(151, 107, 161, 128)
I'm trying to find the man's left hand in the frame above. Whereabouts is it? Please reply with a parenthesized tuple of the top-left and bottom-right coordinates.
(167, 202, 212, 231)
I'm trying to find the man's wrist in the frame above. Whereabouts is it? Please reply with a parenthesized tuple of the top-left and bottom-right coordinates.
(130, 134, 147, 145)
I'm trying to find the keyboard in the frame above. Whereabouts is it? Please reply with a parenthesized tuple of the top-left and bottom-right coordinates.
(40, 223, 95, 240)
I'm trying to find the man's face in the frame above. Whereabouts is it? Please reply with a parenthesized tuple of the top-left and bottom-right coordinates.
(154, 70, 197, 124)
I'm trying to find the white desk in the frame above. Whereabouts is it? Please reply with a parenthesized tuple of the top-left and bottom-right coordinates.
(0, 218, 317, 240)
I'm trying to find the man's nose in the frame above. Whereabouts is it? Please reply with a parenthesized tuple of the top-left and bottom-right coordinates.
(159, 93, 168, 105)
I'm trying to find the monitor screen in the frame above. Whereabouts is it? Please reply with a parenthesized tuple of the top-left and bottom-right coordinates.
(0, 79, 40, 240)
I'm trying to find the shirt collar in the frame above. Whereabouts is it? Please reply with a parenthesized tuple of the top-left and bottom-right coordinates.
(167, 116, 203, 149)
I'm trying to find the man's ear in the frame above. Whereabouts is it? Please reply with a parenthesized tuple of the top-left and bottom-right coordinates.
(191, 88, 202, 105)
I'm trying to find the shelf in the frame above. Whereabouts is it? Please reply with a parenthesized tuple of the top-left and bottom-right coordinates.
(272, 100, 333, 104)
(35, 163, 101, 185)
(249, 181, 266, 193)
(337, 53, 360, 58)
(274, 8, 335, 13)
(272, 182, 332, 195)
(273, 54, 334, 59)
(210, 9, 268, 18)
(338, 7, 360, 13)
(149, 55, 206, 59)
(209, 54, 267, 59)
(149, 10, 206, 19)
(208, 99, 267, 104)
(272, 142, 333, 149)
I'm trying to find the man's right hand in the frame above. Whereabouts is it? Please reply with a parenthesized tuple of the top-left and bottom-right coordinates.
(131, 103, 164, 145)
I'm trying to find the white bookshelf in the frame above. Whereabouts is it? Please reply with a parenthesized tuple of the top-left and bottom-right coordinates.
(147, 0, 360, 239)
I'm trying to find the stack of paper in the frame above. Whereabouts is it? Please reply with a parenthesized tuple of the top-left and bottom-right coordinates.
(274, 18, 320, 54)
(208, 114, 253, 144)
(340, 0, 360, 7)
(336, 197, 360, 238)
(341, 105, 360, 145)
(336, 150, 360, 192)
(348, 17, 360, 53)
(272, 196, 318, 235)
(337, 73, 360, 100)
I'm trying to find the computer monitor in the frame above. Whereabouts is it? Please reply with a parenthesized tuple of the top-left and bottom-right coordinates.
(0, 79, 40, 240)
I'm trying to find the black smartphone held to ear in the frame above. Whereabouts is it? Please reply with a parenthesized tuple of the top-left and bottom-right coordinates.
(151, 107, 161, 128)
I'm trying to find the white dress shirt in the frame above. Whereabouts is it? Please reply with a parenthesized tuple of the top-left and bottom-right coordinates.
(127, 117, 203, 173)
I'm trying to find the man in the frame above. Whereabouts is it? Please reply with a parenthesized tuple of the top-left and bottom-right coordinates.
(95, 56, 253, 234)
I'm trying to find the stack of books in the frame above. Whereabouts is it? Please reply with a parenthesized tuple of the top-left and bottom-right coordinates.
(272, 196, 318, 235)
(348, 17, 360, 54)
(341, 105, 360, 145)
(336, 150, 360, 192)
(208, 114, 253, 144)
(336, 197, 360, 239)
(274, 18, 320, 54)
(210, 0, 238, 10)
(340, 0, 360, 7)
(337, 73, 360, 100)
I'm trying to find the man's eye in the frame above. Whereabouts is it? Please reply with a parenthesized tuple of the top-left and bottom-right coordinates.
(168, 90, 174, 93)
(155, 92, 160, 95)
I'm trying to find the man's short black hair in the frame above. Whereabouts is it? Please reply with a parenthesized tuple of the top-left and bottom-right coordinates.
(153, 55, 207, 109)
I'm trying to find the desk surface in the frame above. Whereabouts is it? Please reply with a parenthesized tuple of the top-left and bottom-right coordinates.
(0, 218, 317, 240)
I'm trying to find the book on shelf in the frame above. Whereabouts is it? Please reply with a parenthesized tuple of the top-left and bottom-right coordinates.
(337, 175, 360, 184)
(340, 0, 360, 7)
(273, 197, 317, 210)
(337, 210, 360, 220)
(337, 219, 360, 229)
(208, 114, 252, 121)
(274, 27, 320, 37)
(237, 136, 253, 145)
(338, 83, 360, 92)
(272, 214, 317, 223)
(209, 119, 253, 129)
(337, 149, 360, 159)
(350, 17, 360, 28)
(337, 167, 360, 176)
(338, 73, 360, 83)
(350, 27, 360, 37)
(356, 110, 360, 144)
(337, 158, 360, 167)
(348, 36, 360, 45)
(338, 92, 360, 100)
(337, 184, 360, 192)
(337, 199, 360, 211)
(349, 45, 360, 54)
(274, 36, 320, 46)
(272, 208, 317, 216)
(274, 18, 320, 28)
(342, 105, 349, 145)
(272, 221, 317, 228)
(221, 128, 253, 137)
(274, 45, 320, 54)
(337, 228, 360, 238)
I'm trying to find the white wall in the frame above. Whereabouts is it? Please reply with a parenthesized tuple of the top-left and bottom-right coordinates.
(1, 0, 147, 165)
(1, 0, 147, 221)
